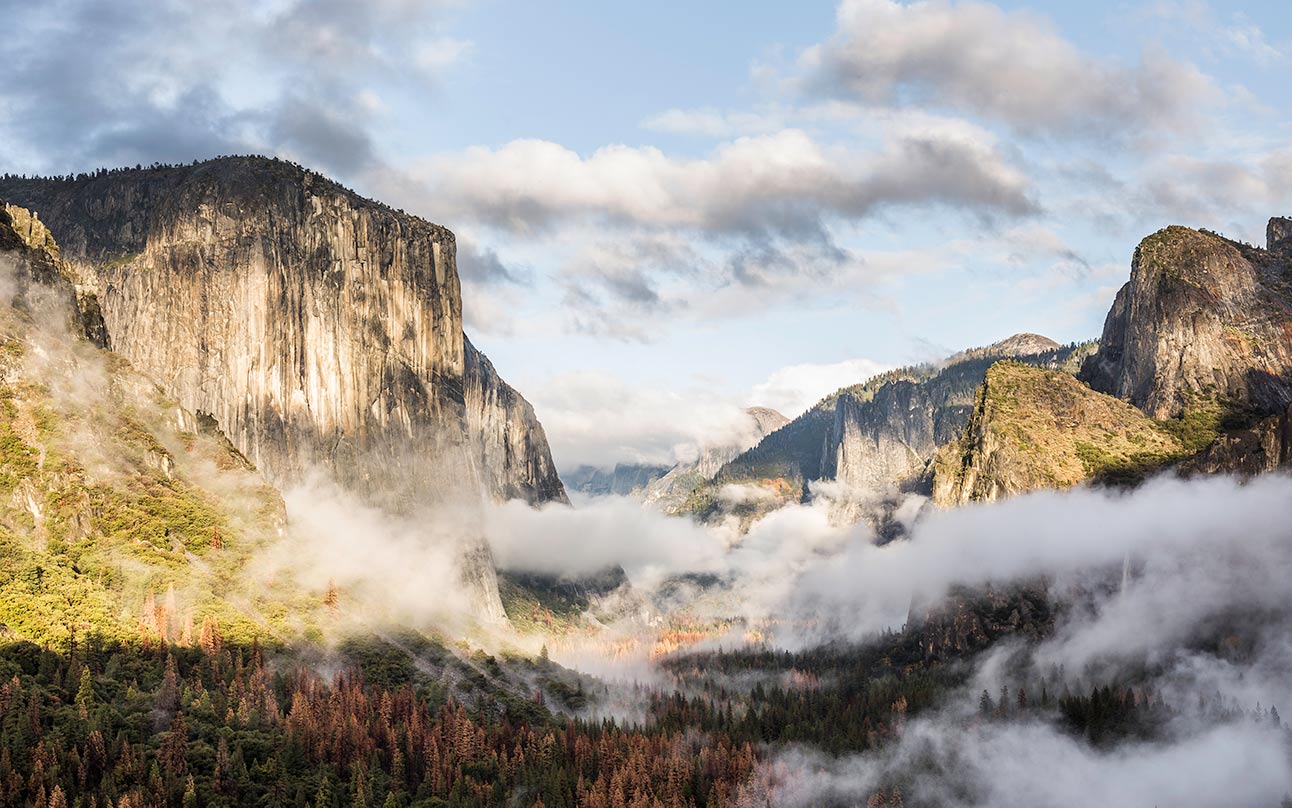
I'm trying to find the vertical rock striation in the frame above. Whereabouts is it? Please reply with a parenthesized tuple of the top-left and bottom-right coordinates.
(0, 158, 566, 512)
(464, 336, 567, 504)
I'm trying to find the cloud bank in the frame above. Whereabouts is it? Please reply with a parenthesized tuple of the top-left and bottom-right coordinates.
(801, 0, 1217, 137)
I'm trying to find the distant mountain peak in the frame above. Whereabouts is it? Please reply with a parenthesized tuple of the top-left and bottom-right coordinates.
(980, 333, 1062, 357)
(744, 406, 789, 435)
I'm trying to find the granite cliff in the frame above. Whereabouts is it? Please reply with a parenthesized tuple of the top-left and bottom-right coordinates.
(0, 158, 566, 513)
(1080, 221, 1292, 419)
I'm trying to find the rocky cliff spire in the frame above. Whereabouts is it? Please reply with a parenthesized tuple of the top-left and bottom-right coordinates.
(1268, 216, 1292, 254)
(1080, 224, 1292, 419)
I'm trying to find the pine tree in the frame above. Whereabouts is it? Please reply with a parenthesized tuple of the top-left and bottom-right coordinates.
(157, 655, 180, 714)
(75, 669, 94, 721)
(160, 714, 189, 780)
(47, 785, 67, 808)
(199, 616, 222, 656)
(315, 774, 334, 808)
(978, 690, 993, 715)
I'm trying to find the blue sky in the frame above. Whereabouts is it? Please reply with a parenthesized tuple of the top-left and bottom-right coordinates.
(3, 0, 1292, 468)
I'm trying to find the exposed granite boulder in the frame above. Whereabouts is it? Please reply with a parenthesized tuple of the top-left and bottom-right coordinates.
(1268, 217, 1292, 255)
(1080, 224, 1292, 419)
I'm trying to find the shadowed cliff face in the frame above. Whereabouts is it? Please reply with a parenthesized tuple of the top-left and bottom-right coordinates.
(0, 158, 567, 513)
(1080, 224, 1292, 419)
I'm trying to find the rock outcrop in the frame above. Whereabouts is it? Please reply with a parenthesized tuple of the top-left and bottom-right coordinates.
(1268, 217, 1292, 255)
(0, 158, 567, 512)
(932, 363, 1184, 506)
(1080, 223, 1292, 419)
(1182, 402, 1292, 476)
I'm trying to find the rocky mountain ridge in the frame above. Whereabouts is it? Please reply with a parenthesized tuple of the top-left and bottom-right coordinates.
(685, 335, 1091, 525)
(564, 463, 672, 498)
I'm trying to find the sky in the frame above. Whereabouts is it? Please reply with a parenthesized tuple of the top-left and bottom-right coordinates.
(3, 0, 1292, 469)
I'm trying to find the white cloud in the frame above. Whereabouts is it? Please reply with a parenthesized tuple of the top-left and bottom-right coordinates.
(419, 126, 1036, 237)
(485, 496, 727, 586)
(521, 351, 891, 471)
(801, 0, 1218, 136)
(760, 719, 1291, 808)
(0, 0, 467, 176)
(748, 356, 890, 417)
(401, 122, 1038, 339)
(1144, 1, 1287, 66)
(777, 474, 1292, 651)
(415, 36, 474, 71)
(259, 476, 490, 630)
(525, 370, 766, 470)
(1135, 149, 1292, 235)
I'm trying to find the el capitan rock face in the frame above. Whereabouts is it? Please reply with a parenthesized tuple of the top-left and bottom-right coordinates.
(1080, 223, 1292, 419)
(0, 158, 567, 512)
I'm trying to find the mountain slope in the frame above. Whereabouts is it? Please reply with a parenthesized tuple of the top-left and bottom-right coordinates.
(689, 335, 1089, 522)
(0, 158, 567, 511)
(931, 362, 1185, 506)
(564, 463, 672, 497)
(0, 201, 293, 647)
(937, 216, 1292, 506)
